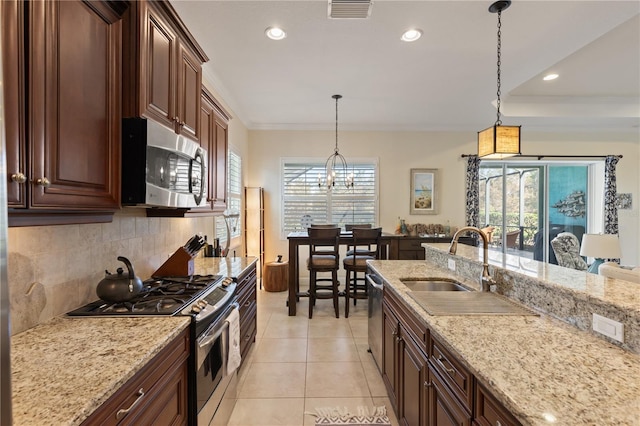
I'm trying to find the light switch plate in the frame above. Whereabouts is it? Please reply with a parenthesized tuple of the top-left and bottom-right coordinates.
(448, 259, 455, 271)
(592, 313, 624, 342)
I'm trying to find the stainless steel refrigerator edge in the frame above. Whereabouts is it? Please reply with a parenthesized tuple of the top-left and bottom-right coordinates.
(0, 19, 13, 424)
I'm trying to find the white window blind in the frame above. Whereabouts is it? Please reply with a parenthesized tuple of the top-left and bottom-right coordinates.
(282, 160, 378, 235)
(216, 149, 242, 243)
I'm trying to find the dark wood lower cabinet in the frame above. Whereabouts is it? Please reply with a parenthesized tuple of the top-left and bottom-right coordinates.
(83, 328, 189, 425)
(428, 365, 471, 426)
(236, 262, 257, 364)
(474, 382, 521, 426)
(399, 326, 428, 426)
(382, 289, 522, 426)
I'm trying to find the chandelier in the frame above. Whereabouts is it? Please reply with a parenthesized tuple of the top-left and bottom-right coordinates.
(478, 0, 521, 159)
(318, 94, 354, 190)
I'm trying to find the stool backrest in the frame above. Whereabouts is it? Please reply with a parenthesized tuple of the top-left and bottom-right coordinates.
(308, 227, 341, 258)
(351, 227, 382, 259)
(345, 223, 372, 231)
(309, 224, 337, 228)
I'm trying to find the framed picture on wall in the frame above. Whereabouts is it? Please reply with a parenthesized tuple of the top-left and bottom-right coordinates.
(410, 169, 439, 215)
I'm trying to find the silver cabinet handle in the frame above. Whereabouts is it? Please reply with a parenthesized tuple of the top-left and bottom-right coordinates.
(116, 388, 145, 420)
(436, 355, 456, 376)
(35, 177, 51, 187)
(496, 421, 502, 426)
(424, 380, 432, 388)
(11, 172, 27, 184)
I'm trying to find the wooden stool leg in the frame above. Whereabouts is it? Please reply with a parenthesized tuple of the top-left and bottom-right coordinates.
(344, 269, 351, 318)
(332, 270, 339, 318)
(353, 270, 358, 305)
(309, 270, 316, 319)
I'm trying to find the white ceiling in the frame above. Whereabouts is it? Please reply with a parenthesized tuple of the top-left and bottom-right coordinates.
(170, 0, 640, 132)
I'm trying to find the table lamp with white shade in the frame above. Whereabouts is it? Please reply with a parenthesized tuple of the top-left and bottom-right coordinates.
(579, 234, 621, 274)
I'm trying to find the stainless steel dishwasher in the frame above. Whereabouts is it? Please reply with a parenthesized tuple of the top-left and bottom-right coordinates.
(366, 272, 384, 373)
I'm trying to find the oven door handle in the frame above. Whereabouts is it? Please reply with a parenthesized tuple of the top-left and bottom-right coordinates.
(197, 302, 239, 350)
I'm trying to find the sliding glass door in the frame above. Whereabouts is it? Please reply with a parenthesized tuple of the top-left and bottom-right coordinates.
(479, 162, 590, 264)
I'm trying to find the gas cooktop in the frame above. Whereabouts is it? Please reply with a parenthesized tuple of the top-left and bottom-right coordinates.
(67, 274, 225, 316)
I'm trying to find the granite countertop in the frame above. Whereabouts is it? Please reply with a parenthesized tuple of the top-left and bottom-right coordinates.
(194, 256, 258, 278)
(368, 260, 640, 426)
(11, 315, 190, 426)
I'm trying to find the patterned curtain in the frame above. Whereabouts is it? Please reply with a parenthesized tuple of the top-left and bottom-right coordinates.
(465, 155, 481, 227)
(603, 155, 620, 235)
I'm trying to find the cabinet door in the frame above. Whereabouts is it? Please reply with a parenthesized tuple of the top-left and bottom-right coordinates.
(176, 42, 201, 142)
(212, 111, 228, 211)
(382, 302, 399, 412)
(1, 0, 27, 207)
(141, 2, 177, 131)
(399, 328, 428, 426)
(428, 365, 471, 426)
(29, 0, 120, 209)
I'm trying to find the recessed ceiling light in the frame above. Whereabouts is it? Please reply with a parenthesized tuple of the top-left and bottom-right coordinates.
(543, 73, 559, 81)
(401, 29, 423, 42)
(265, 26, 287, 40)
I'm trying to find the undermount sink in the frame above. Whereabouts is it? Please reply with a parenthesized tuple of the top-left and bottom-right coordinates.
(407, 291, 539, 316)
(400, 278, 469, 292)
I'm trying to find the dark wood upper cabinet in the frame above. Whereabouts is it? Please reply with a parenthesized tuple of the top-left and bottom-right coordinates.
(123, 0, 207, 143)
(189, 87, 230, 214)
(1, 0, 26, 208)
(3, 0, 124, 226)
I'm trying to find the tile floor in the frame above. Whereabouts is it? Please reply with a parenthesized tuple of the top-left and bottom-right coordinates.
(228, 284, 400, 426)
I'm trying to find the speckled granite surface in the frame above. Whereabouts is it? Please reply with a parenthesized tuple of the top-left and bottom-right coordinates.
(424, 243, 640, 352)
(11, 316, 190, 426)
(194, 256, 258, 278)
(368, 259, 640, 426)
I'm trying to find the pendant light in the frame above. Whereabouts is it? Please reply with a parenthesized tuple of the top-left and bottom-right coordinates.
(478, 0, 521, 159)
(318, 94, 354, 190)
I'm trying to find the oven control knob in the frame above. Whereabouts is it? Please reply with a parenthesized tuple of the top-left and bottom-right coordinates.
(221, 277, 233, 288)
(197, 300, 208, 308)
(191, 305, 202, 314)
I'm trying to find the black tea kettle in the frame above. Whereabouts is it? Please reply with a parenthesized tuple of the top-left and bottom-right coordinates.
(97, 256, 144, 303)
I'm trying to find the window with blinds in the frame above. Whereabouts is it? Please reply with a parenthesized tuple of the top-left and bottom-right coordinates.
(282, 159, 378, 236)
(216, 149, 242, 243)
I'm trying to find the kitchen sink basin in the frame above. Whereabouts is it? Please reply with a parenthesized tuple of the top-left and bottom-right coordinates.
(407, 291, 539, 316)
(400, 278, 469, 292)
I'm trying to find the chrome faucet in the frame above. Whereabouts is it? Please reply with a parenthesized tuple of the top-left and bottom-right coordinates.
(448, 226, 496, 292)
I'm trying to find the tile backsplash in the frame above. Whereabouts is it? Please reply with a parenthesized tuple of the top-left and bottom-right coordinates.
(7, 209, 217, 335)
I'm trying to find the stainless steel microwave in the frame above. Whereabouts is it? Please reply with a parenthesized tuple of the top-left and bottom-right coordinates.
(121, 118, 207, 208)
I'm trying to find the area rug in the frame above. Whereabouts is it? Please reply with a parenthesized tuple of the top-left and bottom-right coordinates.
(309, 406, 391, 426)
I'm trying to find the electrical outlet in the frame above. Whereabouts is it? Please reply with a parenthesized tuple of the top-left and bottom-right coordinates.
(592, 313, 624, 343)
(448, 259, 456, 271)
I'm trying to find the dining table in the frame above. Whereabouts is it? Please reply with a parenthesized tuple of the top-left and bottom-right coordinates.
(286, 230, 396, 316)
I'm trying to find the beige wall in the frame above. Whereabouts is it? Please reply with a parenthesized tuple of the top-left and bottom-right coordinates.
(246, 129, 640, 266)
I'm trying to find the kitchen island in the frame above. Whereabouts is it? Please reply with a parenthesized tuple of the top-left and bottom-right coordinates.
(368, 248, 640, 425)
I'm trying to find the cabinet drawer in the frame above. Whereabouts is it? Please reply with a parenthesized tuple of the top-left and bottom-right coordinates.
(429, 365, 472, 426)
(238, 285, 256, 321)
(430, 336, 474, 411)
(385, 289, 428, 354)
(475, 382, 522, 426)
(239, 304, 257, 363)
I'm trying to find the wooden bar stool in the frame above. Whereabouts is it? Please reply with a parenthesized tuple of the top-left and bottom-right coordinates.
(343, 227, 382, 318)
(307, 226, 341, 319)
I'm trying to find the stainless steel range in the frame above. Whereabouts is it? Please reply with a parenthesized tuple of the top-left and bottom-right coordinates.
(68, 274, 239, 426)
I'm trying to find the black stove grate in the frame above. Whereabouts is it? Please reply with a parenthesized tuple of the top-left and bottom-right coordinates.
(67, 274, 223, 316)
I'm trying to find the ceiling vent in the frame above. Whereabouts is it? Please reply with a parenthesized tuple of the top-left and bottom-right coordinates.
(328, 0, 373, 19)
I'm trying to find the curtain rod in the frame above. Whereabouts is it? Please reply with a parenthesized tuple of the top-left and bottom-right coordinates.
(460, 154, 623, 160)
